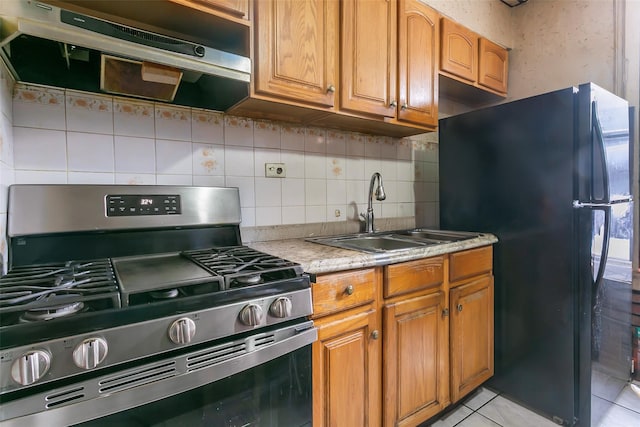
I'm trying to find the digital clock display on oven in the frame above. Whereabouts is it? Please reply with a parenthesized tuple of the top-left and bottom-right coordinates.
(106, 195, 181, 216)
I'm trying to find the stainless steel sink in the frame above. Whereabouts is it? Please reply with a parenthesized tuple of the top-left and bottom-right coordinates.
(393, 229, 481, 243)
(306, 229, 481, 254)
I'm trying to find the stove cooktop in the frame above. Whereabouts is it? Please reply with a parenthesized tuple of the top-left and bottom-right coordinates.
(0, 246, 307, 346)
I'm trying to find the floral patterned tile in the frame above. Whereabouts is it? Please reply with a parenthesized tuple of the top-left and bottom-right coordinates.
(254, 120, 280, 149)
(192, 109, 223, 144)
(66, 90, 113, 134)
(193, 143, 224, 176)
(224, 115, 253, 147)
(155, 104, 191, 141)
(326, 130, 346, 155)
(327, 157, 345, 179)
(305, 127, 326, 154)
(13, 84, 66, 130)
(345, 132, 365, 157)
(281, 124, 305, 151)
(114, 98, 154, 138)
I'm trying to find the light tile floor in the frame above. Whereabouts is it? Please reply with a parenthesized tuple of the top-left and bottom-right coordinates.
(426, 381, 640, 427)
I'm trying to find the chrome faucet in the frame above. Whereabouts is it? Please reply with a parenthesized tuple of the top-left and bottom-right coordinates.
(361, 172, 386, 233)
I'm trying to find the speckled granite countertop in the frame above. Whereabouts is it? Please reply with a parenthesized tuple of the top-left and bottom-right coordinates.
(249, 233, 498, 275)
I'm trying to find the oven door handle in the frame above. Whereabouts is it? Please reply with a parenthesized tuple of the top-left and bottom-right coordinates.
(0, 321, 318, 427)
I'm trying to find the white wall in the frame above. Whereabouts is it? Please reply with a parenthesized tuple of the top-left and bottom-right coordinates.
(509, 0, 617, 99)
(0, 63, 14, 271)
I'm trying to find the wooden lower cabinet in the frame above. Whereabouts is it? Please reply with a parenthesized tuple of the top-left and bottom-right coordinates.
(311, 246, 494, 426)
(449, 275, 494, 402)
(312, 307, 381, 427)
(383, 290, 449, 427)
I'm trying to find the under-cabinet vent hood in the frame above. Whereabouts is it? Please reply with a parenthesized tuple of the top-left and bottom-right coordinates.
(0, 0, 250, 111)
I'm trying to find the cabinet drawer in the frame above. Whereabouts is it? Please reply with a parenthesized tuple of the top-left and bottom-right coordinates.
(384, 256, 444, 299)
(449, 246, 492, 283)
(312, 268, 377, 318)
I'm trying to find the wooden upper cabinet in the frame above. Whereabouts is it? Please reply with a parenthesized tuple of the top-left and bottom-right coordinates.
(340, 0, 397, 117)
(397, 0, 439, 127)
(175, 0, 249, 19)
(478, 37, 509, 94)
(254, 0, 338, 107)
(440, 17, 477, 83)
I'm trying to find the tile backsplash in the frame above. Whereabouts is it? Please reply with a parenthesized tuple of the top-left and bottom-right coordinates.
(2, 82, 439, 233)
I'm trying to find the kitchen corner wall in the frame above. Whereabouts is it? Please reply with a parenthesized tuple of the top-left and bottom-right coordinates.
(0, 63, 15, 271)
(4, 82, 439, 231)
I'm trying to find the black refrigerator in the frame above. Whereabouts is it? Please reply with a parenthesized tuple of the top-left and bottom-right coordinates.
(439, 83, 634, 427)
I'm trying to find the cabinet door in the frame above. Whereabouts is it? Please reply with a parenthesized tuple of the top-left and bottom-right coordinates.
(450, 275, 494, 402)
(478, 37, 509, 94)
(383, 291, 449, 427)
(191, 0, 249, 18)
(254, 0, 338, 107)
(397, 0, 439, 127)
(313, 309, 381, 427)
(440, 17, 477, 83)
(341, 0, 397, 117)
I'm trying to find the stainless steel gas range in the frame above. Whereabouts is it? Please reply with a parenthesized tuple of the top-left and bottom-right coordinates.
(0, 185, 316, 427)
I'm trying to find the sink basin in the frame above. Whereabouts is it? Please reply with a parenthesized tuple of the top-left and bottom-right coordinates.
(394, 229, 481, 243)
(326, 235, 428, 253)
(306, 229, 481, 254)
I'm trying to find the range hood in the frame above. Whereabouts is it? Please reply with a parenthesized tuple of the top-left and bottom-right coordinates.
(0, 0, 251, 111)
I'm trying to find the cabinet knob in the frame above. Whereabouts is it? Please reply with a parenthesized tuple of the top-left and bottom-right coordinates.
(442, 308, 449, 317)
(390, 100, 397, 108)
(345, 285, 354, 295)
(401, 103, 408, 110)
(457, 304, 463, 312)
(327, 85, 336, 93)
(371, 330, 379, 340)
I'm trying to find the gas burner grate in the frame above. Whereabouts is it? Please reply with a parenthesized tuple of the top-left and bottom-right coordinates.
(182, 247, 303, 290)
(0, 259, 121, 322)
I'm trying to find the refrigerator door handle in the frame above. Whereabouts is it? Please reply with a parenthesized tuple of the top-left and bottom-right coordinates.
(573, 201, 612, 208)
(592, 101, 610, 203)
(592, 205, 611, 291)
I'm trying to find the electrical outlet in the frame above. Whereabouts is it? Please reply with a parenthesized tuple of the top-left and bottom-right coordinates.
(265, 163, 286, 178)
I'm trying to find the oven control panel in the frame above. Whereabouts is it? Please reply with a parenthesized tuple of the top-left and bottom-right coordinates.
(106, 195, 182, 216)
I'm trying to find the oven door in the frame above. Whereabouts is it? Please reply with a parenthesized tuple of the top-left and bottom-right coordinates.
(0, 321, 316, 427)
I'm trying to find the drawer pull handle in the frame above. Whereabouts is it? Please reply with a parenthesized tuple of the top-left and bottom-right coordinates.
(345, 285, 354, 295)
(371, 330, 379, 340)
(457, 304, 463, 312)
(442, 308, 449, 317)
